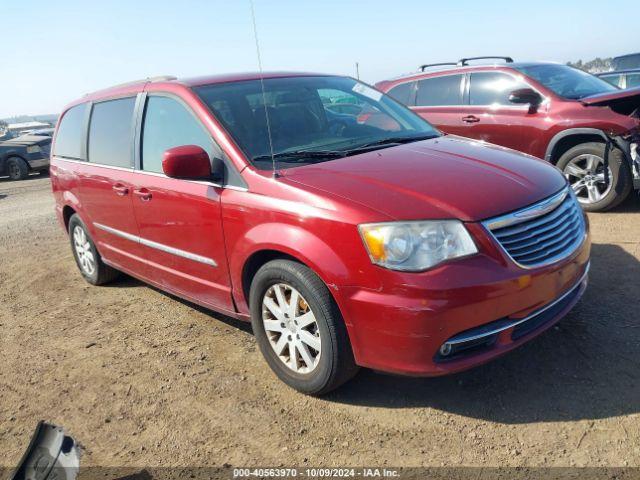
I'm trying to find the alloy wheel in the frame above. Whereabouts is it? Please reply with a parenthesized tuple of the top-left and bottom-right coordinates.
(261, 283, 321, 374)
(563, 153, 613, 205)
(73, 226, 96, 276)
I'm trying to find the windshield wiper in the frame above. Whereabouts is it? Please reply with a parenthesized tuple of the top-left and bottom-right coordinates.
(252, 150, 346, 164)
(341, 134, 439, 155)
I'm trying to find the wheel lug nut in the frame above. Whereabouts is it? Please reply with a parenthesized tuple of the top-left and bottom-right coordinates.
(288, 335, 292, 341)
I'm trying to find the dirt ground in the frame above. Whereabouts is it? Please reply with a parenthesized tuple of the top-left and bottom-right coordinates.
(1, 175, 639, 471)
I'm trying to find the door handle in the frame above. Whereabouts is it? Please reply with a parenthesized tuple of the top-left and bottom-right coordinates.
(112, 184, 129, 196)
(462, 115, 480, 123)
(133, 188, 152, 201)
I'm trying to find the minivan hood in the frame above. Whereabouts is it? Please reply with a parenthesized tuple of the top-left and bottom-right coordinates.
(580, 87, 640, 116)
(282, 136, 566, 222)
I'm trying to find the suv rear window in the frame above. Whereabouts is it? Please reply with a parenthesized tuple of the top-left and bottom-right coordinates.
(415, 75, 463, 106)
(88, 97, 136, 168)
(469, 72, 527, 106)
(387, 82, 414, 105)
(53, 103, 87, 160)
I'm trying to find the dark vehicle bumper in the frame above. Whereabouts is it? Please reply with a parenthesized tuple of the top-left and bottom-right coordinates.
(25, 152, 50, 171)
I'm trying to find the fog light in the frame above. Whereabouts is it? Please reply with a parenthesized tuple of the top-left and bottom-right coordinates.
(439, 343, 452, 356)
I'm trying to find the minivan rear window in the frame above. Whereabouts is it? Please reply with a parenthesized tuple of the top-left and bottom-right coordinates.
(53, 103, 88, 160)
(88, 97, 136, 168)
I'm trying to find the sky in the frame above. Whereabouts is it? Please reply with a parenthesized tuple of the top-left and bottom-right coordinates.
(1, 0, 638, 118)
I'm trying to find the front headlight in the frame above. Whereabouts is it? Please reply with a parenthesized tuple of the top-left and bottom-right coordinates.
(26, 145, 42, 154)
(359, 220, 478, 271)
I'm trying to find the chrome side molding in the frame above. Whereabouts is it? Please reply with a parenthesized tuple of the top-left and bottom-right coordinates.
(94, 222, 218, 267)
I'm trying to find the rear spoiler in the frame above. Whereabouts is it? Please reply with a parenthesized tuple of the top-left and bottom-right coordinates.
(580, 87, 640, 116)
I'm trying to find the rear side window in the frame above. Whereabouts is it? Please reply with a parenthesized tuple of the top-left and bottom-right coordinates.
(469, 72, 528, 106)
(141, 96, 214, 174)
(88, 97, 136, 168)
(416, 75, 463, 106)
(387, 82, 414, 105)
(599, 74, 623, 88)
(627, 73, 640, 88)
(53, 104, 87, 160)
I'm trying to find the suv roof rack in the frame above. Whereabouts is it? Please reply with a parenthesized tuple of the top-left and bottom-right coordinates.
(457, 56, 513, 66)
(419, 62, 458, 72)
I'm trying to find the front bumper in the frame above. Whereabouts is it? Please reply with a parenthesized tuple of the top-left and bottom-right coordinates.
(26, 152, 50, 170)
(338, 227, 591, 376)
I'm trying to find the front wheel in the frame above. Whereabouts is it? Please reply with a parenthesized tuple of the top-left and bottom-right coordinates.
(249, 259, 359, 395)
(7, 157, 29, 180)
(557, 142, 632, 212)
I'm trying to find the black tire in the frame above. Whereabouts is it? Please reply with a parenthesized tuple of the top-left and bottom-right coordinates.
(68, 214, 120, 285)
(557, 142, 632, 212)
(249, 259, 359, 395)
(7, 156, 29, 180)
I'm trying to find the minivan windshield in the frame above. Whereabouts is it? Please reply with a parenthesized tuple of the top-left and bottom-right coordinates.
(194, 76, 439, 169)
(514, 64, 618, 99)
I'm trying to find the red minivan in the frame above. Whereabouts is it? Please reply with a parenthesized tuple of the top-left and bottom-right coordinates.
(51, 73, 590, 394)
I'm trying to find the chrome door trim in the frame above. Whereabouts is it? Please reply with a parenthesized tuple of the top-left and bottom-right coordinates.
(94, 222, 218, 267)
(52, 156, 134, 173)
(52, 156, 247, 191)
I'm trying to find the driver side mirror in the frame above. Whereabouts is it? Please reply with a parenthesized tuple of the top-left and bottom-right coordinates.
(508, 88, 543, 110)
(162, 145, 223, 181)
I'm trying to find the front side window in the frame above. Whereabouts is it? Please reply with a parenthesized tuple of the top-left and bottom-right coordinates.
(194, 76, 438, 169)
(514, 64, 618, 99)
(141, 96, 214, 173)
(88, 98, 136, 167)
(53, 103, 87, 160)
(415, 75, 463, 107)
(469, 72, 528, 106)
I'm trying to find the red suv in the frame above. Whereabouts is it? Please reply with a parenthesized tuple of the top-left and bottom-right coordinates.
(51, 73, 590, 394)
(377, 57, 640, 211)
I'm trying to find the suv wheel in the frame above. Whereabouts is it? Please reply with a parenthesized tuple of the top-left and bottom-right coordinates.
(557, 142, 632, 212)
(249, 259, 359, 395)
(7, 157, 29, 180)
(68, 214, 120, 285)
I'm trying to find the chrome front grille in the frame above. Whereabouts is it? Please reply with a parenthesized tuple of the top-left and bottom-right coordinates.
(483, 187, 586, 268)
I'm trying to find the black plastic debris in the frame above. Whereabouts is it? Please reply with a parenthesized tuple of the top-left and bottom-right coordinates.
(11, 421, 80, 480)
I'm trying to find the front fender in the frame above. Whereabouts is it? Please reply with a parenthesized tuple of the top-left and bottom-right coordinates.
(228, 222, 352, 315)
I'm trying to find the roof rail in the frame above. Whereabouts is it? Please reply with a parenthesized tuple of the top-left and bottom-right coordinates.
(457, 56, 513, 66)
(418, 62, 458, 72)
(99, 75, 178, 91)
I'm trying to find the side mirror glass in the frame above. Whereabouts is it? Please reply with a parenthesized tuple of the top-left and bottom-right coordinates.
(162, 145, 212, 179)
(508, 88, 542, 106)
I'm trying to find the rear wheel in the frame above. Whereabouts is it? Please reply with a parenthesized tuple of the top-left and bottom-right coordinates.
(7, 157, 29, 180)
(68, 214, 120, 285)
(249, 259, 359, 395)
(557, 142, 631, 212)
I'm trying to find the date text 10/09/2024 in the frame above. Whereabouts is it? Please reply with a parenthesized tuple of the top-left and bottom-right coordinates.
(233, 468, 401, 478)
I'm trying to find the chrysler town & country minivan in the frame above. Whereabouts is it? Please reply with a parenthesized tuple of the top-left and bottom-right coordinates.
(51, 73, 590, 394)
